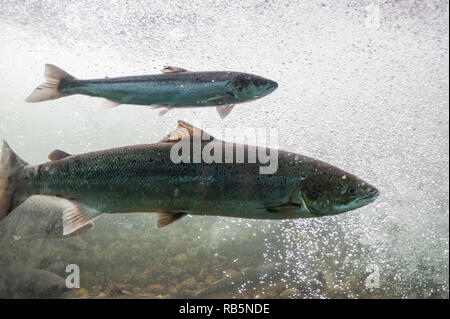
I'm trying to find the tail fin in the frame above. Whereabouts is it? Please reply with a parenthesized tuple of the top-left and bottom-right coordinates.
(25, 64, 76, 102)
(0, 141, 29, 221)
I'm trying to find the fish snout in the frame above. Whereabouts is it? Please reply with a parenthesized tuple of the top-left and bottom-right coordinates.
(266, 79, 278, 91)
(368, 187, 379, 198)
(364, 182, 379, 197)
(366, 187, 379, 202)
(357, 184, 380, 205)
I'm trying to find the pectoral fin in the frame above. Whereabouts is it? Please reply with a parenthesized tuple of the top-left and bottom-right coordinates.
(161, 66, 188, 74)
(260, 202, 301, 214)
(216, 104, 235, 119)
(157, 211, 187, 228)
(48, 149, 71, 161)
(208, 94, 234, 101)
(61, 199, 103, 235)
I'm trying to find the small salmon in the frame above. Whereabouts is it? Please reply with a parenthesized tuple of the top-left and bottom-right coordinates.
(25, 64, 278, 119)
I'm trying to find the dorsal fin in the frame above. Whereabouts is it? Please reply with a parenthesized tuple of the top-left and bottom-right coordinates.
(157, 211, 187, 228)
(159, 121, 215, 143)
(161, 66, 188, 74)
(48, 150, 71, 161)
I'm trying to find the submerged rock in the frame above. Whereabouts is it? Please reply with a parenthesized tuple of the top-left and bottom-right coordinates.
(174, 253, 188, 263)
(132, 287, 142, 294)
(0, 267, 74, 299)
(205, 275, 217, 284)
(263, 283, 286, 298)
(69, 288, 89, 298)
(279, 288, 301, 299)
(168, 286, 178, 294)
(178, 277, 198, 291)
(224, 268, 238, 277)
(147, 284, 165, 294)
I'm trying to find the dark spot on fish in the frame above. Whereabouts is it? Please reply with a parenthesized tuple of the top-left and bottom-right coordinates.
(307, 183, 324, 200)
(252, 79, 266, 87)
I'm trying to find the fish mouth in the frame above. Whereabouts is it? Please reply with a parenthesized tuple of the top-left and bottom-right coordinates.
(362, 189, 380, 201)
(266, 81, 278, 91)
(301, 189, 379, 216)
(352, 189, 380, 207)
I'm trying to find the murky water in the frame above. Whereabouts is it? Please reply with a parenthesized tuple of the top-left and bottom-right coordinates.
(0, 0, 448, 299)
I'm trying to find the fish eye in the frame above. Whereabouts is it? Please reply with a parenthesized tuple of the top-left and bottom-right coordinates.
(347, 186, 356, 195)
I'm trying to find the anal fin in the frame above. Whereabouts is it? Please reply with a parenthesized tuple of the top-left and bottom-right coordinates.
(157, 211, 187, 228)
(61, 200, 103, 235)
(151, 104, 173, 116)
(103, 99, 121, 108)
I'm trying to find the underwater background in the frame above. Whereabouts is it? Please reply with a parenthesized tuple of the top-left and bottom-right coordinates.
(0, 0, 448, 298)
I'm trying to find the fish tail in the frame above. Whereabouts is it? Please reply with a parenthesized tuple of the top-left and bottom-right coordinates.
(25, 64, 76, 102)
(0, 141, 29, 221)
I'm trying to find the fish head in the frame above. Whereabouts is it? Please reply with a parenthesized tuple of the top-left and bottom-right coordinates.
(230, 73, 278, 100)
(299, 166, 379, 216)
